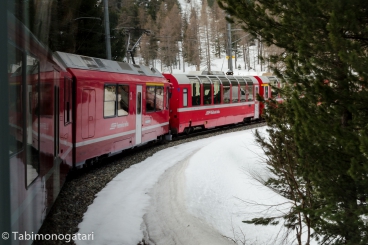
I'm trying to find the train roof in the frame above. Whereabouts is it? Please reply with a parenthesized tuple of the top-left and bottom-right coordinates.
(165, 73, 259, 85)
(54, 51, 164, 78)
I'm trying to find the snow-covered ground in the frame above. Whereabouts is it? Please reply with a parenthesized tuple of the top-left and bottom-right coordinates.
(76, 127, 316, 245)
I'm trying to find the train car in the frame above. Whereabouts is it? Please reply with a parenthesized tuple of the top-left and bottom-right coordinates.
(163, 74, 270, 134)
(55, 52, 171, 167)
(7, 13, 72, 245)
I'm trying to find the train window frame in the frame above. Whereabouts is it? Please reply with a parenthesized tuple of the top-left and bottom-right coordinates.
(103, 84, 130, 118)
(104, 84, 117, 118)
(244, 77, 254, 101)
(146, 85, 164, 113)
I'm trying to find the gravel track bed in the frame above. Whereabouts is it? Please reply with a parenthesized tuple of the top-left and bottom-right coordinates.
(35, 122, 266, 245)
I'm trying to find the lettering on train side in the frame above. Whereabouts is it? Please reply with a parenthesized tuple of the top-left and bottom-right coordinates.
(205, 110, 220, 116)
(110, 122, 129, 130)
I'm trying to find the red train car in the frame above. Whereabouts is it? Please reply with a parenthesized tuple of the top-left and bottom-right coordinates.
(7, 13, 73, 245)
(163, 74, 272, 134)
(55, 52, 171, 167)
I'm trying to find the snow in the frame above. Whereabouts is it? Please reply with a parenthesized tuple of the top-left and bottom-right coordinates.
(76, 127, 317, 245)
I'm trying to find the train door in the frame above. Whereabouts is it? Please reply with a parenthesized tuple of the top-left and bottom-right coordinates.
(81, 89, 96, 139)
(136, 85, 142, 145)
(254, 85, 259, 119)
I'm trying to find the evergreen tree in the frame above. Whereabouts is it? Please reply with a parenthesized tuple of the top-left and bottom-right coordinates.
(217, 0, 368, 243)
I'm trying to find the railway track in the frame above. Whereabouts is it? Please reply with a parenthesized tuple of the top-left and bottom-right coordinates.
(35, 120, 266, 245)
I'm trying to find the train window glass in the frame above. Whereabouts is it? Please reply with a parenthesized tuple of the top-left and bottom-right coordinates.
(8, 44, 24, 156)
(199, 77, 211, 105)
(238, 79, 246, 102)
(155, 86, 164, 111)
(183, 88, 188, 107)
(230, 80, 239, 103)
(137, 92, 141, 114)
(248, 85, 254, 101)
(146, 86, 156, 112)
(104, 85, 116, 117)
(117, 85, 129, 116)
(190, 78, 201, 106)
(211, 78, 221, 104)
(222, 80, 230, 104)
(264, 86, 269, 99)
(26, 54, 40, 186)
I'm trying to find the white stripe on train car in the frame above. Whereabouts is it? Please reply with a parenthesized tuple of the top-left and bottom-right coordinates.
(142, 122, 169, 132)
(177, 101, 254, 112)
(75, 130, 136, 147)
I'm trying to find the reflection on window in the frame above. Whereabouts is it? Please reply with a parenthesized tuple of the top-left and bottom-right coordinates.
(104, 84, 129, 117)
(104, 85, 116, 117)
(8, 44, 41, 186)
(118, 85, 129, 116)
(190, 78, 201, 106)
(146, 85, 164, 112)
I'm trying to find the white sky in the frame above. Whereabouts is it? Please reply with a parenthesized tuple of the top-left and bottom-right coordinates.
(76, 127, 317, 245)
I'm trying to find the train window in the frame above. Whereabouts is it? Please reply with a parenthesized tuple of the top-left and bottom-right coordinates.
(146, 86, 155, 112)
(183, 88, 188, 107)
(230, 80, 239, 103)
(222, 80, 230, 104)
(104, 85, 117, 117)
(117, 85, 129, 116)
(155, 86, 164, 111)
(26, 54, 40, 186)
(248, 85, 254, 101)
(269, 77, 279, 98)
(146, 85, 164, 112)
(190, 78, 201, 106)
(8, 44, 24, 156)
(211, 78, 221, 104)
(264, 86, 269, 99)
(238, 79, 246, 102)
(199, 77, 211, 105)
(137, 92, 141, 114)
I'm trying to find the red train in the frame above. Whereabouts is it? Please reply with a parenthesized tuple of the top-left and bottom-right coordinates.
(7, 20, 280, 244)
